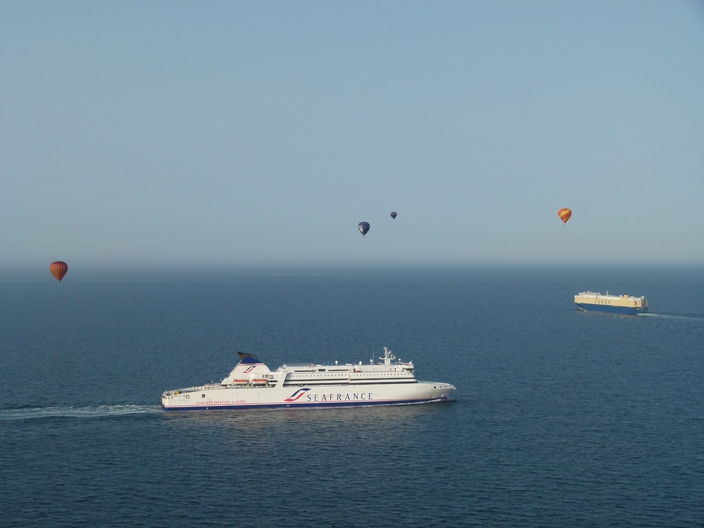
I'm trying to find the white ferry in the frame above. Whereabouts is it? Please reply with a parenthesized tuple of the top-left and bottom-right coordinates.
(161, 347, 456, 411)
(575, 291, 648, 315)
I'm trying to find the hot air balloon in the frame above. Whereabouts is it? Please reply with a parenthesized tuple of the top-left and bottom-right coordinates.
(390, 212, 397, 220)
(558, 208, 572, 225)
(50, 261, 68, 283)
(358, 222, 370, 237)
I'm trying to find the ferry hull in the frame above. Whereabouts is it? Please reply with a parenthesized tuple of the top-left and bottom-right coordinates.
(162, 382, 456, 411)
(162, 398, 453, 411)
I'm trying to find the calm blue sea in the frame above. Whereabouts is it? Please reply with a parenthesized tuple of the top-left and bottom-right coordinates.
(1, 266, 703, 527)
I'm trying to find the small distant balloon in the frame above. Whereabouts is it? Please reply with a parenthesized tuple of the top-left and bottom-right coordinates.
(558, 208, 572, 225)
(358, 222, 370, 237)
(50, 261, 68, 283)
(390, 212, 397, 220)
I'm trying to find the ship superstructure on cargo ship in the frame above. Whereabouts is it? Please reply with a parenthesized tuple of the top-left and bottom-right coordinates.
(161, 347, 456, 411)
(574, 291, 648, 315)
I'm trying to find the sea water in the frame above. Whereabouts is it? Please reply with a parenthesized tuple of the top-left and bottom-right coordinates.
(1, 266, 703, 527)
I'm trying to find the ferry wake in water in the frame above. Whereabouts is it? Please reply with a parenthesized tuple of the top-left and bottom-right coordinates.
(162, 347, 456, 411)
(0, 405, 160, 421)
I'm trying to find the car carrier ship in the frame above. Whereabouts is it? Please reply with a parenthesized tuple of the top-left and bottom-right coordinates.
(574, 291, 648, 315)
(161, 347, 456, 411)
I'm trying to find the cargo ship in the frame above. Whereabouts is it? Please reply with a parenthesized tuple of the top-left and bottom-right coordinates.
(574, 291, 648, 315)
(161, 347, 456, 411)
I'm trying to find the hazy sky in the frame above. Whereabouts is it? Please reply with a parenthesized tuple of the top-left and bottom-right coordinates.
(2, 1, 703, 268)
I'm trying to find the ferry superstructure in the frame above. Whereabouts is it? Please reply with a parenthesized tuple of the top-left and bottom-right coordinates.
(161, 347, 456, 411)
(575, 291, 648, 315)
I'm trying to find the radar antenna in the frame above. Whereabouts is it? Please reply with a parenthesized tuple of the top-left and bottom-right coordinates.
(380, 346, 396, 366)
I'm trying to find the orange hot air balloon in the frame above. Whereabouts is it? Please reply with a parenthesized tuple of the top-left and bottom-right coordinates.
(50, 261, 68, 283)
(558, 208, 572, 225)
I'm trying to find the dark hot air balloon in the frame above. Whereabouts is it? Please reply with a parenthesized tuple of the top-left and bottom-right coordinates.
(358, 222, 370, 237)
(390, 212, 397, 220)
(50, 261, 68, 283)
(558, 208, 572, 225)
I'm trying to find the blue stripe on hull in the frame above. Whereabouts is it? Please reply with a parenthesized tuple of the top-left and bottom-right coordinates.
(575, 303, 641, 315)
(162, 397, 454, 411)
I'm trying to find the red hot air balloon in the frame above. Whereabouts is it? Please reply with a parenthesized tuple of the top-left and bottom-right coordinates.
(50, 261, 68, 283)
(558, 208, 572, 225)
(390, 212, 397, 220)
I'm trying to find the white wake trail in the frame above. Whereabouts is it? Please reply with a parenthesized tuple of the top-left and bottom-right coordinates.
(0, 404, 161, 421)
(639, 313, 704, 321)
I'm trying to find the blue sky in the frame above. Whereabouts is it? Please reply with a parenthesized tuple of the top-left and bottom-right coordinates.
(2, 1, 703, 269)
